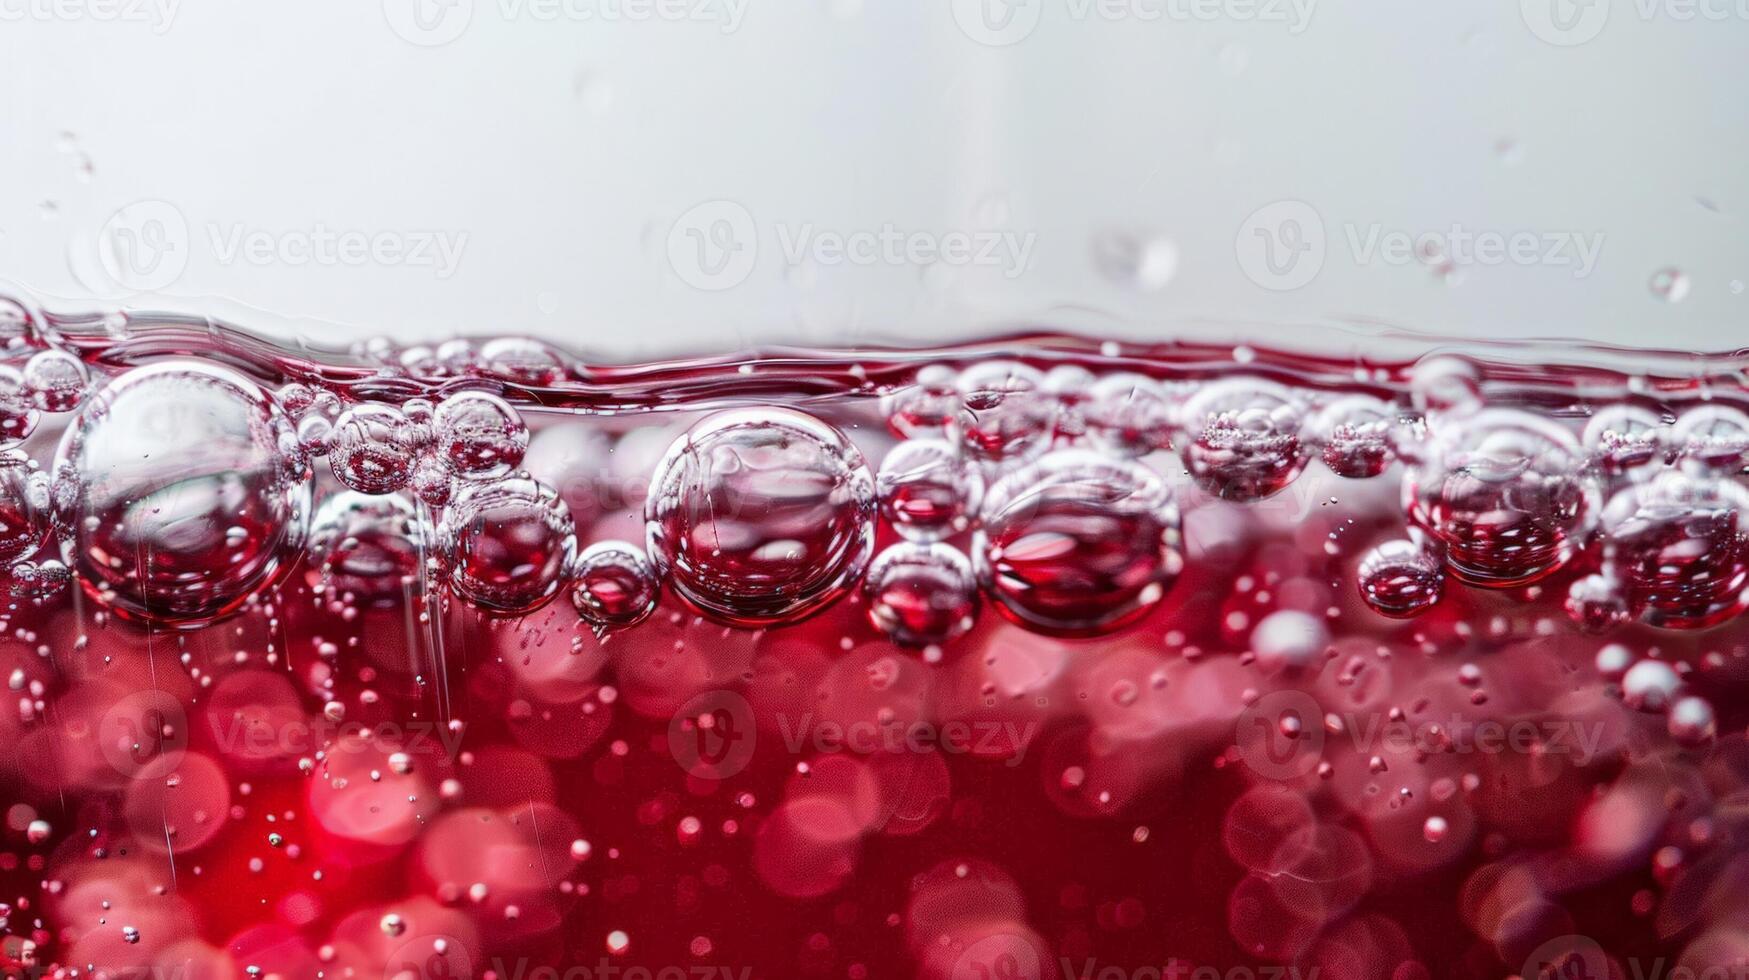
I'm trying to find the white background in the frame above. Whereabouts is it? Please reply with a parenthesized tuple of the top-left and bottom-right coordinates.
(2, 0, 1746, 357)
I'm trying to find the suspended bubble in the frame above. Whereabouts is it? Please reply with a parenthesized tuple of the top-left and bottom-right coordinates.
(1600, 471, 1749, 629)
(1249, 610, 1330, 674)
(52, 361, 309, 627)
(1177, 377, 1310, 502)
(1581, 404, 1666, 478)
(568, 540, 659, 630)
(975, 450, 1181, 636)
(883, 364, 962, 441)
(296, 414, 333, 458)
(1672, 405, 1749, 472)
(328, 404, 418, 494)
(1408, 356, 1482, 417)
(1667, 695, 1716, 746)
(863, 541, 979, 647)
(1649, 267, 1690, 303)
(0, 365, 40, 447)
(1083, 373, 1173, 457)
(1564, 573, 1633, 634)
(1356, 540, 1443, 618)
(876, 439, 981, 542)
(409, 458, 456, 508)
(434, 391, 529, 479)
(1405, 409, 1593, 588)
(955, 361, 1053, 465)
(1309, 395, 1397, 479)
(646, 408, 873, 625)
(276, 382, 316, 415)
(0, 459, 51, 563)
(22, 348, 89, 413)
(438, 477, 576, 614)
(306, 492, 424, 604)
(6, 558, 69, 600)
(1090, 231, 1179, 291)
(1620, 659, 1680, 712)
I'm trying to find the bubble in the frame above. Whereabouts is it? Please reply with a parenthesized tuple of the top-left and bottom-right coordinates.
(955, 361, 1053, 465)
(862, 541, 979, 647)
(409, 458, 456, 508)
(1564, 573, 1633, 634)
(1405, 409, 1593, 587)
(568, 540, 659, 630)
(882, 365, 961, 441)
(1599, 471, 1749, 629)
(1408, 356, 1482, 417)
(306, 492, 424, 604)
(1667, 695, 1716, 746)
(328, 404, 418, 494)
(1671, 405, 1749, 472)
(1621, 659, 1680, 712)
(7, 558, 70, 600)
(1249, 609, 1331, 674)
(975, 450, 1181, 636)
(1083, 373, 1173, 457)
(1309, 395, 1398, 479)
(1090, 231, 1179, 291)
(434, 392, 529, 479)
(438, 477, 576, 614)
(1177, 377, 1311, 501)
(0, 459, 51, 563)
(1581, 405, 1666, 477)
(53, 361, 309, 626)
(0, 365, 40, 447)
(22, 348, 89, 413)
(1356, 540, 1443, 618)
(477, 337, 566, 385)
(876, 439, 981, 542)
(1649, 267, 1691, 303)
(645, 408, 875, 626)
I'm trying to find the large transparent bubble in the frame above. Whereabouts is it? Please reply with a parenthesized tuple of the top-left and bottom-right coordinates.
(53, 361, 309, 627)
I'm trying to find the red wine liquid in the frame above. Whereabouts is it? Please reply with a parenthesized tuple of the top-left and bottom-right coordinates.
(1, 295, 1747, 980)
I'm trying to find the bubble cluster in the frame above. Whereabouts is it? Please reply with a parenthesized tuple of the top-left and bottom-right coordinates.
(1599, 471, 1749, 629)
(1177, 378, 1310, 502)
(1309, 395, 1397, 478)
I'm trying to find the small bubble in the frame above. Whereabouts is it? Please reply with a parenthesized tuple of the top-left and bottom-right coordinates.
(1650, 267, 1691, 303)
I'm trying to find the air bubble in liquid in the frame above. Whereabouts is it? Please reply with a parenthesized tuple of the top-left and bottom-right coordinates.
(0, 459, 51, 563)
(328, 404, 419, 494)
(876, 439, 981, 542)
(1356, 540, 1443, 618)
(1564, 573, 1634, 634)
(0, 365, 40, 447)
(438, 477, 576, 614)
(1621, 659, 1680, 713)
(975, 450, 1181, 636)
(1672, 405, 1749, 473)
(1176, 377, 1310, 502)
(53, 361, 309, 626)
(1599, 471, 1749, 630)
(883, 365, 962, 441)
(1405, 409, 1593, 588)
(645, 408, 874, 625)
(863, 541, 979, 647)
(955, 361, 1053, 465)
(1083, 373, 1173, 457)
(1408, 356, 1482, 417)
(568, 540, 659, 630)
(306, 492, 425, 605)
(434, 392, 529, 479)
(22, 348, 88, 413)
(1309, 395, 1397, 479)
(1582, 405, 1667, 478)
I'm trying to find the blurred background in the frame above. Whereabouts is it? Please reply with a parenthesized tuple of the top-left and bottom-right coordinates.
(2, 1, 1745, 357)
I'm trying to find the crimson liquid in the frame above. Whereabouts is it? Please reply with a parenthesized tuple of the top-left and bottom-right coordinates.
(1, 295, 1746, 980)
